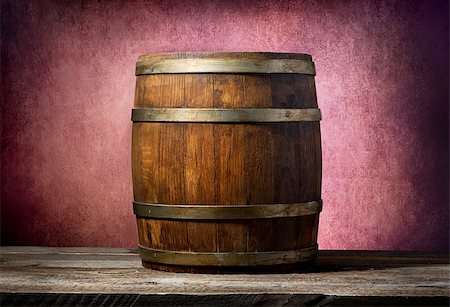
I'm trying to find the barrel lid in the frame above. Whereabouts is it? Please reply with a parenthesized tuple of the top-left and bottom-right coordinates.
(137, 52, 312, 62)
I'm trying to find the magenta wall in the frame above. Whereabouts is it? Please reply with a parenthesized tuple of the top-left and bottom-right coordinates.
(1, 0, 448, 251)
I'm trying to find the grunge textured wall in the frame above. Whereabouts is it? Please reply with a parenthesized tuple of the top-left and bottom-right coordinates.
(1, 0, 448, 250)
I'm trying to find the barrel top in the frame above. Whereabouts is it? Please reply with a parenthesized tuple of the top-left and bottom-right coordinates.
(137, 52, 312, 62)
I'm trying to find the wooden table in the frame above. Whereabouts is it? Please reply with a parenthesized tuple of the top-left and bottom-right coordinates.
(0, 247, 448, 306)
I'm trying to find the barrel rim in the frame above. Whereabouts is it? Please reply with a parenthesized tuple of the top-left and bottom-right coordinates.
(137, 51, 312, 62)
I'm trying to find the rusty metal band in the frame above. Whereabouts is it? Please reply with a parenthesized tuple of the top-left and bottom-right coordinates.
(138, 245, 318, 266)
(133, 200, 322, 220)
(131, 108, 321, 122)
(136, 58, 315, 75)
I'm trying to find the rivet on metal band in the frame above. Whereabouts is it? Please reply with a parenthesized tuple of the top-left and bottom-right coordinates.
(135, 58, 316, 75)
(131, 108, 321, 123)
(133, 201, 322, 220)
(139, 245, 318, 266)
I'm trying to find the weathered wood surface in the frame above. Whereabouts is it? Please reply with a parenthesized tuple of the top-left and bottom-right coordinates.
(0, 247, 448, 297)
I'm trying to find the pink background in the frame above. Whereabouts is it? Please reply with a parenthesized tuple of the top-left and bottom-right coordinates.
(1, 0, 448, 251)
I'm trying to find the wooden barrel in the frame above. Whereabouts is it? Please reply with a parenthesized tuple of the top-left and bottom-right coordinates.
(132, 52, 322, 272)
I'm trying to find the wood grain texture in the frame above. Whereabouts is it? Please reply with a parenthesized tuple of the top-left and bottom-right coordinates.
(184, 74, 217, 260)
(213, 74, 248, 255)
(132, 52, 322, 272)
(1, 247, 449, 298)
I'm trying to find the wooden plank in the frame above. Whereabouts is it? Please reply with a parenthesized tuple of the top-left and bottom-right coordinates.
(3, 247, 447, 263)
(242, 74, 275, 253)
(271, 75, 302, 251)
(184, 74, 217, 257)
(154, 75, 188, 255)
(293, 75, 322, 248)
(132, 124, 160, 204)
(0, 248, 448, 297)
(213, 74, 247, 253)
(132, 77, 163, 203)
(133, 75, 163, 255)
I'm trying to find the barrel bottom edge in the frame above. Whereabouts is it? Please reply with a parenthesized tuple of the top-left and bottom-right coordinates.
(141, 255, 318, 274)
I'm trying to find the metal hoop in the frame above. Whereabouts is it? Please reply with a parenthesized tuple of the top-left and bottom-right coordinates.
(139, 245, 318, 266)
(136, 58, 315, 75)
(131, 108, 321, 123)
